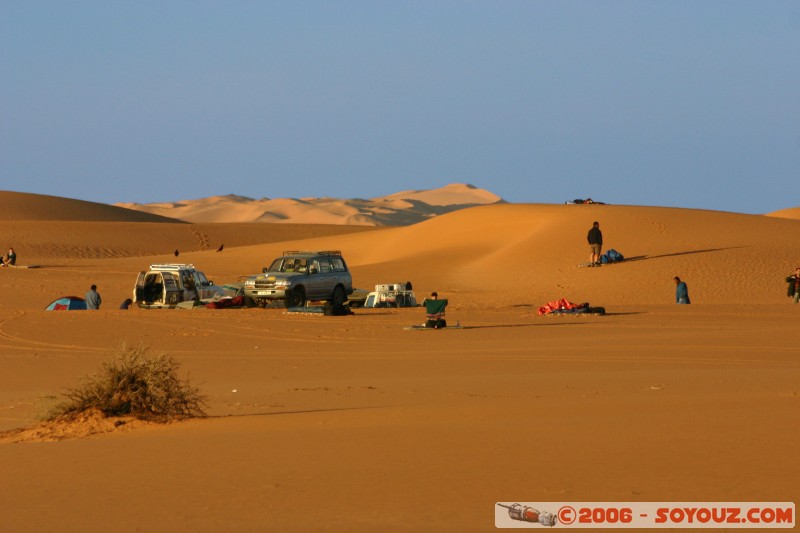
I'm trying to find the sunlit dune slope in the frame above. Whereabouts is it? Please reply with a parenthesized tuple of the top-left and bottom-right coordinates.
(2, 201, 799, 308)
(377, 183, 503, 206)
(0, 191, 181, 222)
(198, 204, 800, 307)
(766, 207, 800, 220)
(0, 221, 379, 261)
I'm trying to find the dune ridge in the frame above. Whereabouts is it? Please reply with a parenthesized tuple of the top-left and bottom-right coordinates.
(2, 199, 799, 307)
(766, 206, 800, 220)
(114, 183, 503, 225)
(0, 191, 182, 222)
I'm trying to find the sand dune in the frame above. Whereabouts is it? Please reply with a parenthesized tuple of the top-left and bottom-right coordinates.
(177, 203, 800, 307)
(766, 206, 800, 220)
(0, 190, 181, 222)
(2, 202, 799, 307)
(1, 193, 798, 531)
(379, 182, 504, 206)
(0, 220, 378, 262)
(114, 183, 503, 225)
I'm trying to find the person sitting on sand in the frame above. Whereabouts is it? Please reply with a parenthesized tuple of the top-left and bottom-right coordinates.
(422, 291, 438, 304)
(422, 292, 447, 329)
(1, 247, 16, 267)
(786, 267, 800, 304)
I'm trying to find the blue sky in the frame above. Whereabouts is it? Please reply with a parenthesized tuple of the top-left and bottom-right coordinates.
(1, 1, 797, 213)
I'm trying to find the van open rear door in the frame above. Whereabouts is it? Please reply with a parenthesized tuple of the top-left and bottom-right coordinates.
(134, 272, 146, 304)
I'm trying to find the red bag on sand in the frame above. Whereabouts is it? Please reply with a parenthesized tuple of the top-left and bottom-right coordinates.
(538, 298, 586, 315)
(205, 295, 245, 309)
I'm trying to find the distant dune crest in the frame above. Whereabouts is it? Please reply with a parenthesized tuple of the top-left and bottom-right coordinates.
(114, 183, 503, 225)
(766, 207, 800, 220)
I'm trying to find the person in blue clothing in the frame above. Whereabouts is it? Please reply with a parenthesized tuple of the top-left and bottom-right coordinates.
(674, 276, 690, 304)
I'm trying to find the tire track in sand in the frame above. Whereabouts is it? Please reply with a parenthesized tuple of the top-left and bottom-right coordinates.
(0, 312, 106, 353)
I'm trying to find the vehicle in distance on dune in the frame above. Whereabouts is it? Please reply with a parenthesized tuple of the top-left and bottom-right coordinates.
(243, 250, 353, 308)
(133, 264, 223, 309)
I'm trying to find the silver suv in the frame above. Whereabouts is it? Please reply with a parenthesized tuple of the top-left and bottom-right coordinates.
(133, 264, 222, 308)
(244, 250, 353, 308)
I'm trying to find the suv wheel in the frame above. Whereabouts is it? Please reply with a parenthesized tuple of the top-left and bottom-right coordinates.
(286, 287, 306, 308)
(331, 285, 346, 307)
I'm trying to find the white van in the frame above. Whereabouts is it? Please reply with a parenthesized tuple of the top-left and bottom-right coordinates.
(133, 264, 222, 308)
(363, 283, 417, 308)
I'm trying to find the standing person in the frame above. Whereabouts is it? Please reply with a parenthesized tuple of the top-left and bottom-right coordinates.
(786, 267, 800, 303)
(85, 284, 102, 310)
(587, 221, 603, 265)
(182, 274, 198, 302)
(674, 276, 691, 304)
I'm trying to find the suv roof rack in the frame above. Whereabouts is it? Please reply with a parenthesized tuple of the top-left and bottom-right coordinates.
(281, 250, 342, 257)
(149, 263, 196, 270)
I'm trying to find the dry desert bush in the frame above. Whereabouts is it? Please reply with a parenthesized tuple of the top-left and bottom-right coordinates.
(48, 341, 207, 421)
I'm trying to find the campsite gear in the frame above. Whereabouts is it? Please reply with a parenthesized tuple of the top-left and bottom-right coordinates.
(538, 298, 606, 316)
(205, 296, 246, 309)
(176, 300, 206, 309)
(405, 322, 462, 330)
(424, 298, 448, 328)
(204, 283, 247, 309)
(284, 302, 353, 315)
(363, 282, 417, 308)
(600, 249, 624, 264)
(497, 503, 557, 526)
(45, 296, 88, 311)
(538, 298, 586, 315)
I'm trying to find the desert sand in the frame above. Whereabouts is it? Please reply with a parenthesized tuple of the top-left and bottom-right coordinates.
(767, 206, 800, 220)
(0, 191, 798, 531)
(113, 183, 504, 225)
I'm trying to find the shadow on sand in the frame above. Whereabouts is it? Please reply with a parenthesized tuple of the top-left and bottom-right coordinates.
(214, 406, 386, 419)
(461, 322, 589, 330)
(623, 246, 744, 263)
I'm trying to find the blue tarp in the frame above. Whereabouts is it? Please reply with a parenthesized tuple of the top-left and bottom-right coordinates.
(45, 296, 88, 311)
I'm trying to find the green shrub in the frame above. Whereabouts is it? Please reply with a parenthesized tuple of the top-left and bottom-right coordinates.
(49, 341, 207, 421)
